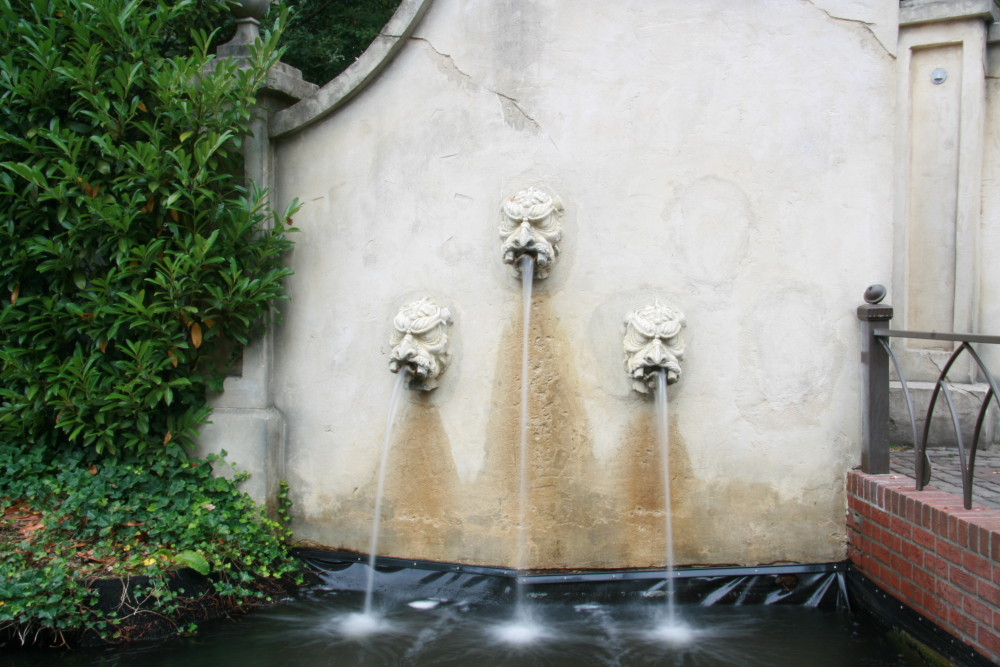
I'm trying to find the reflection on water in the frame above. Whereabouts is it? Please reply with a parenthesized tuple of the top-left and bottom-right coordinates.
(5, 583, 914, 667)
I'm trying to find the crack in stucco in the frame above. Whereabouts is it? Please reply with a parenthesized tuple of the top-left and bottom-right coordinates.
(411, 37, 547, 136)
(801, 0, 896, 59)
(496, 92, 543, 133)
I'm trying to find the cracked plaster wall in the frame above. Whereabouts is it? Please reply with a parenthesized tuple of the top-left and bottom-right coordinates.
(269, 0, 898, 569)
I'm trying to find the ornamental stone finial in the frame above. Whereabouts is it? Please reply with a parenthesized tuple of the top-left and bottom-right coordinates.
(217, 0, 269, 58)
(388, 298, 453, 390)
(624, 300, 686, 393)
(499, 187, 564, 280)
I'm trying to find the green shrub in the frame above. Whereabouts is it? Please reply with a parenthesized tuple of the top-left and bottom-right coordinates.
(0, 0, 298, 460)
(0, 0, 303, 645)
(0, 447, 301, 644)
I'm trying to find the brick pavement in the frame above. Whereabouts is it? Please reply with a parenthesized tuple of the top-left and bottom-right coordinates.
(889, 446, 1000, 510)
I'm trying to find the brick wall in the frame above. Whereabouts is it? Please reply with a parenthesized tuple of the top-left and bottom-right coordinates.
(847, 470, 1000, 663)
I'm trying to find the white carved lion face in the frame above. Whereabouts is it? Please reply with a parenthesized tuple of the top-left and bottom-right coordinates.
(499, 187, 563, 279)
(624, 302, 686, 393)
(388, 298, 453, 390)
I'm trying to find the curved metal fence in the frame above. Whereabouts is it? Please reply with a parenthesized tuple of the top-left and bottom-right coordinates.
(858, 286, 1000, 509)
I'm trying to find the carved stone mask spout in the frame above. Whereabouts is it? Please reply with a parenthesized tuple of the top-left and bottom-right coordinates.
(624, 301, 686, 393)
(499, 187, 563, 279)
(388, 298, 453, 390)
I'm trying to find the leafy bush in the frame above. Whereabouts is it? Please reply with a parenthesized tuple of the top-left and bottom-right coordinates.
(0, 0, 303, 645)
(0, 0, 298, 460)
(0, 447, 301, 644)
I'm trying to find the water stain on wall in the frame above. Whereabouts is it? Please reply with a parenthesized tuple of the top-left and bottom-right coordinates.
(615, 412, 696, 567)
(473, 292, 621, 569)
(299, 291, 845, 567)
(381, 398, 463, 560)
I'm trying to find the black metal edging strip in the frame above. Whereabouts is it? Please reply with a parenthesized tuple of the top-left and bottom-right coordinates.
(293, 548, 844, 583)
(874, 329, 1000, 345)
(520, 562, 844, 584)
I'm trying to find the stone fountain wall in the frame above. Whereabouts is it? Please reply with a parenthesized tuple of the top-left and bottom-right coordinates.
(198, 0, 1000, 570)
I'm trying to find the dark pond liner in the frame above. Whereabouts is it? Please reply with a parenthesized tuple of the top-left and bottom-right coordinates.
(294, 548, 851, 608)
(296, 547, 993, 664)
(847, 571, 994, 667)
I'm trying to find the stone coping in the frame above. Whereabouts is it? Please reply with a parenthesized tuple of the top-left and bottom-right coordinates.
(269, 0, 434, 138)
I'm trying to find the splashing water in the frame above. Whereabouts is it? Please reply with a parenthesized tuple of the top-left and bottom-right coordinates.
(363, 368, 410, 617)
(492, 617, 548, 647)
(337, 611, 390, 639)
(492, 605, 550, 647)
(649, 617, 696, 647)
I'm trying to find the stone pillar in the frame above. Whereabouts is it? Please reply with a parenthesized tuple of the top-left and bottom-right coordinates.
(890, 0, 998, 447)
(196, 1, 318, 511)
(894, 0, 997, 380)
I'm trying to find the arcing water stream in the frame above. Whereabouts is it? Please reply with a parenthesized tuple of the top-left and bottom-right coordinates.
(653, 369, 693, 645)
(517, 255, 534, 589)
(359, 368, 410, 623)
(493, 254, 546, 645)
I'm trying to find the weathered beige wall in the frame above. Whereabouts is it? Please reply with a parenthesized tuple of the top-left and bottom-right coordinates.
(262, 0, 903, 570)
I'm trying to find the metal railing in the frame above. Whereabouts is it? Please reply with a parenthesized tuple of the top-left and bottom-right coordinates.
(858, 285, 1000, 509)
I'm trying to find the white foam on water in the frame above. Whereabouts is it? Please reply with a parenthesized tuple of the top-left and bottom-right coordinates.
(337, 612, 388, 639)
(408, 599, 440, 610)
(491, 618, 548, 646)
(649, 619, 697, 647)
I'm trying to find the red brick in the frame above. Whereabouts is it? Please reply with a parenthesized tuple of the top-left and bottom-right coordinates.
(890, 515, 913, 541)
(935, 508, 950, 535)
(889, 489, 906, 517)
(979, 626, 1000, 664)
(920, 589, 946, 622)
(952, 566, 979, 594)
(901, 539, 925, 567)
(924, 552, 949, 577)
(981, 581, 1000, 607)
(964, 551, 993, 579)
(882, 529, 902, 555)
(949, 606, 977, 640)
(921, 504, 934, 529)
(937, 537, 965, 565)
(890, 552, 914, 580)
(913, 526, 936, 549)
(970, 524, 993, 558)
(972, 517, 1000, 535)
(864, 477, 878, 502)
(991, 530, 1000, 562)
(914, 566, 938, 594)
(869, 541, 891, 566)
(964, 596, 994, 625)
(959, 518, 972, 548)
(896, 578, 920, 606)
(920, 491, 963, 507)
(855, 499, 874, 521)
(948, 514, 968, 543)
(937, 580, 964, 606)
(847, 472, 858, 495)
(879, 568, 901, 594)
